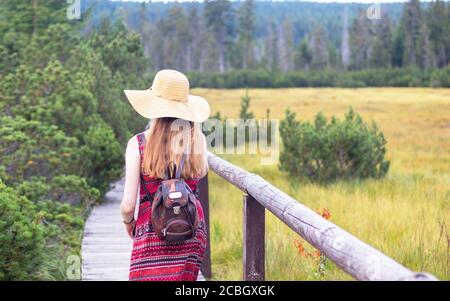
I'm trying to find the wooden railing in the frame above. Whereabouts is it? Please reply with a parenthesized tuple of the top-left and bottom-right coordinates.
(198, 152, 438, 281)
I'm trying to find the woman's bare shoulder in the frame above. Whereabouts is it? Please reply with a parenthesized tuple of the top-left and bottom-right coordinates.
(127, 134, 139, 146)
(126, 130, 151, 155)
(128, 130, 149, 144)
(125, 134, 140, 158)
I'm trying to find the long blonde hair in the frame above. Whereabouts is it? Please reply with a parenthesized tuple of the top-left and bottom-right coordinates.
(142, 117, 208, 179)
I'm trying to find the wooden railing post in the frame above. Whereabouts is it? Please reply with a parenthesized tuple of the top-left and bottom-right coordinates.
(198, 175, 212, 279)
(243, 194, 265, 281)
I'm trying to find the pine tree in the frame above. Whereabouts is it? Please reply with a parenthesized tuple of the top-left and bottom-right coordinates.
(279, 19, 295, 71)
(328, 44, 339, 68)
(204, 0, 234, 72)
(237, 0, 256, 69)
(186, 6, 203, 71)
(350, 9, 371, 70)
(239, 90, 254, 121)
(418, 21, 434, 69)
(160, 5, 189, 70)
(138, 2, 152, 58)
(427, 0, 449, 68)
(392, 27, 404, 67)
(341, 6, 351, 69)
(401, 0, 422, 67)
(294, 38, 313, 71)
(0, 0, 66, 37)
(311, 26, 329, 70)
(264, 22, 279, 71)
(370, 16, 392, 68)
(203, 31, 220, 72)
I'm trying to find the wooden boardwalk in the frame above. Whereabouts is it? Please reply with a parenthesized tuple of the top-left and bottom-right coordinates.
(81, 178, 132, 280)
(81, 178, 205, 281)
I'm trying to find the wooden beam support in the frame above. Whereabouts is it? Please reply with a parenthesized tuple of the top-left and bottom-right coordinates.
(243, 194, 265, 281)
(198, 175, 212, 279)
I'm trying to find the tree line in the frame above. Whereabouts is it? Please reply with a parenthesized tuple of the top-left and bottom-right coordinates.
(107, 0, 449, 73)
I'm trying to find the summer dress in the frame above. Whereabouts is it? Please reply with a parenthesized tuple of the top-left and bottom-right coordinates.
(129, 132, 207, 281)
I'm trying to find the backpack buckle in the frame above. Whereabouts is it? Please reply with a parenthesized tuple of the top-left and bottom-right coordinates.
(173, 206, 181, 215)
(168, 191, 182, 199)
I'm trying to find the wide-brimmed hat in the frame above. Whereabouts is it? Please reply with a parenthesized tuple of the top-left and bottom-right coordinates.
(124, 69, 210, 123)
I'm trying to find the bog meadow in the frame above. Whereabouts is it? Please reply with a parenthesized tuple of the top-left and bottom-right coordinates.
(204, 87, 449, 280)
(0, 0, 449, 281)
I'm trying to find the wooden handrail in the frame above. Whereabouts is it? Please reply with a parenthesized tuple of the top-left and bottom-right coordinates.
(205, 151, 438, 281)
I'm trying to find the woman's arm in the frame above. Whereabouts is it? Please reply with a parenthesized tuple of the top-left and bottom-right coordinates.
(120, 135, 140, 236)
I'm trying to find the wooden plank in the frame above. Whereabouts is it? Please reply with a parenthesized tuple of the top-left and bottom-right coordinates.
(82, 237, 132, 244)
(243, 194, 265, 281)
(82, 260, 130, 264)
(207, 152, 438, 281)
(82, 247, 130, 252)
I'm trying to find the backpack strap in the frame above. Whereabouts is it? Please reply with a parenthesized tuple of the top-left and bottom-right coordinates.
(137, 132, 153, 203)
(136, 132, 146, 161)
(175, 153, 187, 179)
(163, 153, 187, 180)
(140, 174, 153, 203)
(164, 162, 175, 180)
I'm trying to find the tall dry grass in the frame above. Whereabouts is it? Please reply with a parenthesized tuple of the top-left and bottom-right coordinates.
(192, 88, 450, 280)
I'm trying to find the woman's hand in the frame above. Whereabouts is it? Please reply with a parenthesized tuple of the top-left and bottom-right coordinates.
(125, 219, 136, 238)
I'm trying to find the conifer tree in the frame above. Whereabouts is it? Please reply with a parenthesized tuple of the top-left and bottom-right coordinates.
(237, 0, 256, 69)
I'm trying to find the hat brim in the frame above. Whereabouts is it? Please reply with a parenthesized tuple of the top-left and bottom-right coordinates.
(124, 89, 210, 123)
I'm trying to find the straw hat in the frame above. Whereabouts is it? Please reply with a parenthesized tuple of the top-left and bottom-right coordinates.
(124, 69, 210, 123)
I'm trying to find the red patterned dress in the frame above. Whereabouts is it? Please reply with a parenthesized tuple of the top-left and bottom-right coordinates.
(129, 132, 207, 281)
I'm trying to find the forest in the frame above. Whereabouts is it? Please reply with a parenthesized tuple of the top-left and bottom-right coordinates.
(81, 0, 450, 87)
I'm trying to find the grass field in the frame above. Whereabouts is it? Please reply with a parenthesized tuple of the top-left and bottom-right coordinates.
(191, 87, 450, 280)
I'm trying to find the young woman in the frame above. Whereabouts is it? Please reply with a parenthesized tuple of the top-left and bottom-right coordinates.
(120, 69, 210, 281)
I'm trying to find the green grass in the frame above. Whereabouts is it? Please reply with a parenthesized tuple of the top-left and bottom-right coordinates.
(195, 88, 450, 280)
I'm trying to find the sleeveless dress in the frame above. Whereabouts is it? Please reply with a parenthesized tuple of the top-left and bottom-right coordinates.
(129, 132, 207, 281)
